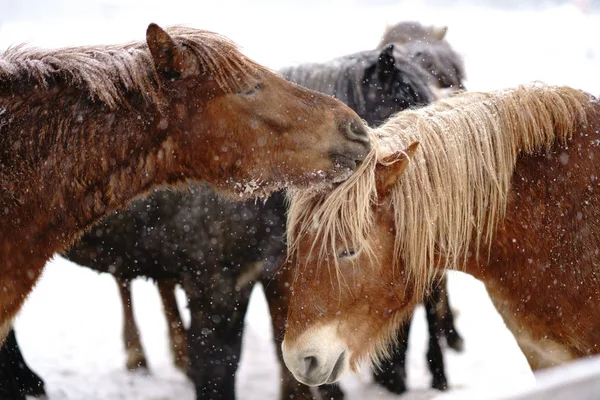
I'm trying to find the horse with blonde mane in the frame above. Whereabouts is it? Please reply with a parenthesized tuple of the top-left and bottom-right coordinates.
(281, 84, 600, 386)
(0, 23, 370, 346)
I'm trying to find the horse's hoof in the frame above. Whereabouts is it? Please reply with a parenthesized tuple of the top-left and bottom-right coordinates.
(431, 377, 449, 391)
(18, 378, 46, 397)
(447, 335, 464, 352)
(126, 356, 149, 371)
(372, 366, 407, 395)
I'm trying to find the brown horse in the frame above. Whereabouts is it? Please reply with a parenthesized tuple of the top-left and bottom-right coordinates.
(281, 84, 600, 386)
(0, 23, 370, 340)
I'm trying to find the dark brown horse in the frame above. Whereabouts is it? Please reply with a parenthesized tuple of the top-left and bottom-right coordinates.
(281, 85, 600, 386)
(379, 21, 466, 93)
(0, 23, 370, 337)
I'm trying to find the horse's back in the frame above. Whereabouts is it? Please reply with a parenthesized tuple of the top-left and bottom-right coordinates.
(66, 184, 287, 280)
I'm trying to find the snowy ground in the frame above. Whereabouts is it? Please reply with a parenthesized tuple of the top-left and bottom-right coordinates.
(2, 0, 600, 399)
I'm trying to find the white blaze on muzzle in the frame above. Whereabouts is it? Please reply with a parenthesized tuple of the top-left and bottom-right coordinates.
(281, 323, 350, 386)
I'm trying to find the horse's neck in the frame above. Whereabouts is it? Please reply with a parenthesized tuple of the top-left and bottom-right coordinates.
(0, 92, 179, 264)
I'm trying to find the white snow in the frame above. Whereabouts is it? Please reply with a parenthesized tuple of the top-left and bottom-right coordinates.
(3, 0, 599, 399)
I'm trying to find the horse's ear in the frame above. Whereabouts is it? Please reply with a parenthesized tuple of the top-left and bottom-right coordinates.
(377, 43, 396, 92)
(376, 141, 419, 196)
(146, 23, 187, 79)
(430, 26, 448, 40)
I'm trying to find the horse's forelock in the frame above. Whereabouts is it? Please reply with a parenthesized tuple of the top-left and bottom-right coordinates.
(287, 140, 381, 280)
(167, 26, 263, 93)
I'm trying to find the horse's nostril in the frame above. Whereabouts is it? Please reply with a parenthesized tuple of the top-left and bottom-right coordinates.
(303, 355, 320, 376)
(347, 119, 369, 142)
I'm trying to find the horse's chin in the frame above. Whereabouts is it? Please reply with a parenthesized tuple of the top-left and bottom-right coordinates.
(220, 159, 355, 198)
(325, 350, 348, 384)
(293, 158, 355, 191)
(330, 154, 358, 183)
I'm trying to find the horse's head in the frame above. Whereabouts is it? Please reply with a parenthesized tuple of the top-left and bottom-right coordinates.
(145, 24, 370, 197)
(378, 21, 448, 49)
(377, 22, 466, 94)
(282, 142, 419, 386)
(360, 44, 434, 126)
(401, 40, 466, 92)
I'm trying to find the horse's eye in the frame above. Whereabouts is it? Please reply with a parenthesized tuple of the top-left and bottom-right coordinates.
(241, 82, 263, 96)
(338, 247, 356, 259)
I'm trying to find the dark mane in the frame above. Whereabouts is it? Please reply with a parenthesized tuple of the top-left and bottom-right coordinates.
(279, 47, 434, 118)
(0, 26, 261, 109)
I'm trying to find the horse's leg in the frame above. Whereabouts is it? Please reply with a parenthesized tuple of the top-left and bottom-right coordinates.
(0, 328, 45, 397)
(0, 328, 24, 400)
(156, 279, 188, 372)
(424, 294, 449, 391)
(371, 317, 411, 395)
(434, 275, 464, 352)
(116, 277, 148, 370)
(185, 274, 253, 400)
(0, 321, 10, 345)
(261, 260, 343, 400)
(0, 327, 47, 400)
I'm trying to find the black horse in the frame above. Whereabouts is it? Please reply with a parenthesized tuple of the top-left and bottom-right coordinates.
(378, 20, 466, 92)
(66, 186, 290, 400)
(1, 39, 466, 400)
(280, 44, 435, 126)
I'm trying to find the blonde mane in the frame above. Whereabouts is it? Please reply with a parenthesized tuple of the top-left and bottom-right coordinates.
(288, 84, 592, 296)
(0, 26, 261, 109)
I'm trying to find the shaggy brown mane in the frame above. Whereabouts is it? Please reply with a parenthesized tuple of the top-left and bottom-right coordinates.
(288, 84, 592, 297)
(0, 26, 262, 109)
